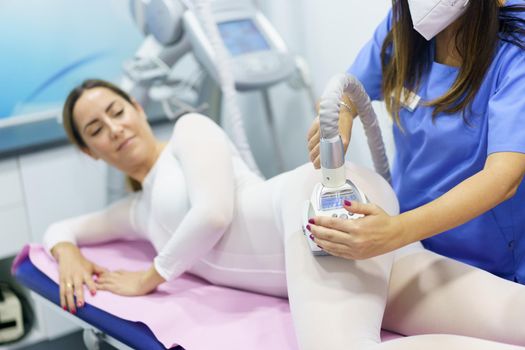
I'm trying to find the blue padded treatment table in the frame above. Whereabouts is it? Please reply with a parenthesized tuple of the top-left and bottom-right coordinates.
(14, 255, 182, 350)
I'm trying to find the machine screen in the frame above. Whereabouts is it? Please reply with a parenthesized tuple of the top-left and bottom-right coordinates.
(320, 190, 359, 210)
(218, 19, 270, 56)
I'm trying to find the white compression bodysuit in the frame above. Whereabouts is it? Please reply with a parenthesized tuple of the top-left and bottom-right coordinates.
(44, 113, 301, 296)
(44, 114, 525, 350)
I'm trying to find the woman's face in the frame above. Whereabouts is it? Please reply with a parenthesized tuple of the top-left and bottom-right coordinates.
(73, 87, 155, 169)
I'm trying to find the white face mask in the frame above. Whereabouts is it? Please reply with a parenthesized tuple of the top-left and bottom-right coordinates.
(407, 0, 470, 40)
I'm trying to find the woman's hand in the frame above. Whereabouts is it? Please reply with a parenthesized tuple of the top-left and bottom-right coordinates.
(307, 95, 358, 168)
(308, 201, 407, 259)
(95, 265, 165, 297)
(52, 242, 108, 313)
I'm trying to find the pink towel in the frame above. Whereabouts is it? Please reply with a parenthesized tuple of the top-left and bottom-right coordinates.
(12, 240, 401, 349)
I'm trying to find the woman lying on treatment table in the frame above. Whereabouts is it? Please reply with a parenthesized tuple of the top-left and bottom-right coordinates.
(44, 79, 525, 350)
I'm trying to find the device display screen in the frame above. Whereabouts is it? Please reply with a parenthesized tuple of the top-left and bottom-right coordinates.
(320, 190, 359, 210)
(218, 19, 270, 56)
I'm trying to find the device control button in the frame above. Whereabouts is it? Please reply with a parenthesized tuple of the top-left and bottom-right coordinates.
(339, 213, 348, 219)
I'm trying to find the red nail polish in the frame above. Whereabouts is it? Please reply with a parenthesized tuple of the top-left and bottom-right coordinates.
(62, 305, 67, 310)
(71, 309, 76, 314)
(317, 245, 322, 249)
(306, 224, 311, 231)
(344, 200, 351, 206)
(309, 234, 314, 240)
(308, 218, 315, 224)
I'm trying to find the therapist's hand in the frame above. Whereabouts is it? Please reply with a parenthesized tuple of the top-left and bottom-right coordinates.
(308, 201, 406, 259)
(52, 242, 108, 314)
(95, 265, 165, 297)
(307, 95, 358, 168)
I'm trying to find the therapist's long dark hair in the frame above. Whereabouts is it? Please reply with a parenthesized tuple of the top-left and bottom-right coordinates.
(381, 0, 525, 126)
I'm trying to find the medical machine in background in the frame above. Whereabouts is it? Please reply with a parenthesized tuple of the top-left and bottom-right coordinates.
(130, 1, 311, 160)
(303, 74, 391, 255)
(182, 2, 296, 91)
(105, 0, 316, 202)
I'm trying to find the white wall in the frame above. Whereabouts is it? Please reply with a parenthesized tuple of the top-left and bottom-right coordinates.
(261, 1, 390, 94)
(0, 159, 30, 258)
(259, 0, 395, 170)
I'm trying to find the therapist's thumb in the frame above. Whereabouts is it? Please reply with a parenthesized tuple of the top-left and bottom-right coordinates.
(343, 200, 379, 216)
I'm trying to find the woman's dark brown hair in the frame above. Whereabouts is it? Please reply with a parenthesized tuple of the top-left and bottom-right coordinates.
(381, 0, 525, 126)
(63, 79, 142, 192)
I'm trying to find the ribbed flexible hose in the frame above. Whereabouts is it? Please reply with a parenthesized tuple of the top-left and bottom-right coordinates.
(192, 0, 263, 177)
(318, 73, 391, 182)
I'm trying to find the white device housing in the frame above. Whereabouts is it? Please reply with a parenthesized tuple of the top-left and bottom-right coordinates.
(183, 1, 296, 91)
(303, 179, 368, 255)
(304, 73, 391, 255)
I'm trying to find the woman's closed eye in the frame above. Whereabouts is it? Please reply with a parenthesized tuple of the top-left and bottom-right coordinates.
(90, 126, 102, 137)
(86, 121, 103, 137)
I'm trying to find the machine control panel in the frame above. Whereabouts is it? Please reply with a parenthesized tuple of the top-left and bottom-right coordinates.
(303, 180, 368, 256)
(183, 7, 296, 91)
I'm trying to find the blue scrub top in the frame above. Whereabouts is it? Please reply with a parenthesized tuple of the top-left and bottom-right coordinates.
(347, 3, 525, 283)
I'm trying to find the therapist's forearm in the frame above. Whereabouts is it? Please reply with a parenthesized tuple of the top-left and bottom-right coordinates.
(397, 168, 515, 243)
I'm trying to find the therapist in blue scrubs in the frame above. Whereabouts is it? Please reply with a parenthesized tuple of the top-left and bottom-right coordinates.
(307, 0, 525, 283)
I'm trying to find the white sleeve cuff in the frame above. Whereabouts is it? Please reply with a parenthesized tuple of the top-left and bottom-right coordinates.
(42, 222, 78, 259)
(153, 255, 187, 281)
